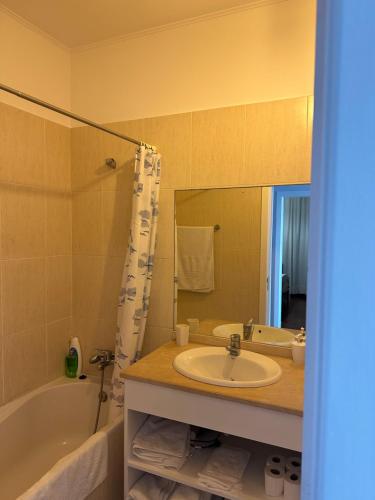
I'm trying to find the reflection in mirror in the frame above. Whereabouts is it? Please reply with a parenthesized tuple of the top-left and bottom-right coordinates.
(175, 185, 310, 347)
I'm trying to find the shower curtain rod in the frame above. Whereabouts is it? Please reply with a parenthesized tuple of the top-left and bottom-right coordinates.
(0, 83, 155, 149)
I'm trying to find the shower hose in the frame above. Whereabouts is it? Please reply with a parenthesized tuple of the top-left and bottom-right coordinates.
(93, 366, 106, 434)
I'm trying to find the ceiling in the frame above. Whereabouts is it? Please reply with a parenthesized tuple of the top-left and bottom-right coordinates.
(0, 0, 258, 48)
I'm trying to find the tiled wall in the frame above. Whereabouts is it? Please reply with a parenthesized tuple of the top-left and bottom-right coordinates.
(71, 96, 313, 360)
(0, 102, 72, 405)
(0, 96, 311, 405)
(176, 187, 262, 324)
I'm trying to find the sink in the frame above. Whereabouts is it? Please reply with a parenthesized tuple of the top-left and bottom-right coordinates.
(212, 323, 295, 347)
(173, 347, 282, 387)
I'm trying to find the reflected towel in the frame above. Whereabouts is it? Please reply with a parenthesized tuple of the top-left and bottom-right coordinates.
(18, 431, 108, 500)
(132, 416, 190, 470)
(177, 226, 214, 293)
(198, 446, 250, 492)
(127, 473, 175, 500)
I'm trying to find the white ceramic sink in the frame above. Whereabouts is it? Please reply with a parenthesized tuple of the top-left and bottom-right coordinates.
(173, 347, 282, 387)
(212, 323, 295, 347)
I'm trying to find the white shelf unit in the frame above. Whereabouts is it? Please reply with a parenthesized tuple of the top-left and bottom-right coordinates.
(125, 409, 299, 500)
(124, 378, 302, 499)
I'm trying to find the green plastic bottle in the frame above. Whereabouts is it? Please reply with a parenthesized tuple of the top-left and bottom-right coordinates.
(65, 348, 78, 378)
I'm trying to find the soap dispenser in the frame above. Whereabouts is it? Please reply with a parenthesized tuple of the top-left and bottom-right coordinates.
(291, 328, 306, 365)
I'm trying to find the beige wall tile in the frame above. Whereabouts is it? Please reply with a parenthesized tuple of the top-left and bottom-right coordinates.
(71, 126, 103, 192)
(46, 318, 72, 379)
(155, 189, 174, 259)
(191, 106, 245, 187)
(241, 97, 309, 185)
(0, 103, 45, 186)
(73, 255, 104, 318)
(142, 326, 173, 356)
(72, 255, 123, 319)
(46, 256, 72, 323)
(147, 258, 174, 329)
(101, 190, 131, 256)
(101, 119, 144, 192)
(2, 258, 46, 336)
(144, 113, 192, 189)
(99, 256, 124, 317)
(1, 186, 46, 258)
(72, 190, 102, 255)
(46, 194, 72, 256)
(3, 326, 47, 402)
(45, 121, 71, 191)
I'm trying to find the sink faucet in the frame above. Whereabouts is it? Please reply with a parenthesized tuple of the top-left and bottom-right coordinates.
(243, 319, 254, 341)
(226, 334, 241, 358)
(89, 349, 115, 370)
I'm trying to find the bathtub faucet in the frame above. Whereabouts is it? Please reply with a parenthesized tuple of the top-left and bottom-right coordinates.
(89, 349, 115, 370)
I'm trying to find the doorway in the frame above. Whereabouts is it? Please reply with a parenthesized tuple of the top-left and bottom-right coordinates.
(269, 185, 310, 329)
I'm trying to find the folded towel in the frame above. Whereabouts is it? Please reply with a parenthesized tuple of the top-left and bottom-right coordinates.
(19, 431, 108, 500)
(198, 446, 250, 492)
(127, 473, 175, 500)
(177, 226, 214, 293)
(133, 416, 190, 470)
(169, 484, 212, 500)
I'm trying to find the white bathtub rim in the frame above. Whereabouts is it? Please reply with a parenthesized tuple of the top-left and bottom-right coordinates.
(0, 376, 111, 424)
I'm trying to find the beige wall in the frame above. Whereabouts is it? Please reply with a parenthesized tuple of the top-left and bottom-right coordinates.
(71, 0, 316, 123)
(0, 8, 71, 125)
(176, 188, 262, 324)
(70, 96, 312, 357)
(0, 101, 72, 406)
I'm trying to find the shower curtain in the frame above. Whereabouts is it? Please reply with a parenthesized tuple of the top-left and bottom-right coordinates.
(282, 197, 310, 295)
(109, 146, 161, 419)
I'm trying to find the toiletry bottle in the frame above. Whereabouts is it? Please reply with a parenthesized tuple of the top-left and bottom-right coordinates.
(69, 337, 82, 377)
(291, 328, 306, 365)
(65, 349, 78, 378)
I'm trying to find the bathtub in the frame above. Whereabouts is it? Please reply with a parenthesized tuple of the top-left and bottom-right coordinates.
(0, 377, 123, 500)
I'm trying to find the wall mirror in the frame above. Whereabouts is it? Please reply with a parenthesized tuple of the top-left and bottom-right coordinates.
(174, 185, 310, 347)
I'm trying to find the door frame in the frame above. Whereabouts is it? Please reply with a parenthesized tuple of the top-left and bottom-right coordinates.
(269, 184, 310, 327)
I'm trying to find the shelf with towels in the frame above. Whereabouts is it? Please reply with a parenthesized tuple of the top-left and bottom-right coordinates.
(127, 429, 291, 500)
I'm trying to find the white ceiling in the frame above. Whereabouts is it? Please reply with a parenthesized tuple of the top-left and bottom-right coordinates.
(0, 0, 259, 48)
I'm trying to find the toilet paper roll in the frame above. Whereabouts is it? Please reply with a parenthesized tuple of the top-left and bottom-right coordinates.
(264, 464, 284, 497)
(286, 456, 302, 472)
(284, 471, 301, 500)
(266, 454, 286, 469)
(175, 324, 189, 346)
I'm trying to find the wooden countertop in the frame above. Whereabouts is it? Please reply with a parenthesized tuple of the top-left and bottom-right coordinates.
(121, 342, 304, 416)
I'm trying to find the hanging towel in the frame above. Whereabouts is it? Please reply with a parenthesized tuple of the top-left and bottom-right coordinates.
(169, 484, 212, 500)
(198, 446, 250, 493)
(18, 431, 108, 500)
(132, 416, 190, 470)
(177, 226, 214, 293)
(127, 473, 175, 500)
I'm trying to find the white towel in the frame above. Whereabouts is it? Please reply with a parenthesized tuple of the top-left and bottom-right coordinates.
(132, 416, 190, 470)
(177, 226, 214, 293)
(169, 484, 212, 500)
(198, 446, 250, 492)
(18, 431, 108, 500)
(127, 474, 175, 500)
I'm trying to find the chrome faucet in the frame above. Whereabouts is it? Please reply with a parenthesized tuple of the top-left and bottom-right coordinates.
(89, 349, 115, 370)
(243, 319, 254, 341)
(226, 334, 241, 358)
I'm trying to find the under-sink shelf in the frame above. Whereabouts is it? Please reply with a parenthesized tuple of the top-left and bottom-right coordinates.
(128, 435, 291, 500)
